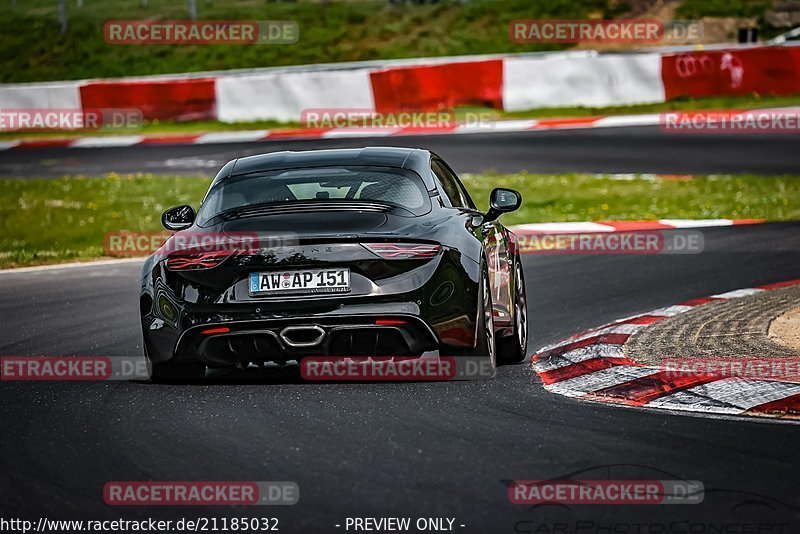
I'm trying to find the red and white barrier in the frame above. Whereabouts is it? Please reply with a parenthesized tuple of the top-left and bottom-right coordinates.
(1, 44, 798, 128)
(370, 59, 503, 113)
(503, 52, 665, 111)
(79, 78, 216, 121)
(0, 82, 81, 110)
(216, 69, 375, 123)
(661, 46, 800, 100)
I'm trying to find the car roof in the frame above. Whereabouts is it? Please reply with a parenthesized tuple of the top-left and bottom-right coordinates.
(217, 147, 436, 190)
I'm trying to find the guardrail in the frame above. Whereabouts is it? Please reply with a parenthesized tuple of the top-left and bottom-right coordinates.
(2, 42, 799, 128)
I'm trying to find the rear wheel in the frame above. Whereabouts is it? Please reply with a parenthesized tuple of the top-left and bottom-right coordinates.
(145, 346, 206, 383)
(452, 267, 496, 378)
(150, 362, 206, 383)
(499, 259, 528, 364)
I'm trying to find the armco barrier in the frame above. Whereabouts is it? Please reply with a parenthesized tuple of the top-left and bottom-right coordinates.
(79, 78, 216, 121)
(2, 44, 800, 127)
(0, 82, 81, 110)
(503, 52, 665, 111)
(216, 69, 374, 123)
(370, 59, 503, 113)
(661, 46, 800, 100)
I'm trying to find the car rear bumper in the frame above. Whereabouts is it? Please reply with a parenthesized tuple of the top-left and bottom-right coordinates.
(141, 249, 483, 365)
(143, 295, 479, 366)
(176, 313, 439, 367)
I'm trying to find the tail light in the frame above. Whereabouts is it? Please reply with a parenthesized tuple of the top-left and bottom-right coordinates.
(364, 243, 441, 259)
(165, 250, 233, 270)
(375, 319, 407, 326)
(201, 327, 230, 335)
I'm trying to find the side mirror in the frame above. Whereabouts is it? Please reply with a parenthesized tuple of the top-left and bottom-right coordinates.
(484, 188, 521, 222)
(161, 205, 196, 231)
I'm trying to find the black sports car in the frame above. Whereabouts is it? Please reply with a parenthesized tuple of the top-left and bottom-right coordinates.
(140, 147, 527, 380)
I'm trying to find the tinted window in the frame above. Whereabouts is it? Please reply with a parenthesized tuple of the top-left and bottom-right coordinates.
(431, 158, 475, 209)
(197, 166, 430, 223)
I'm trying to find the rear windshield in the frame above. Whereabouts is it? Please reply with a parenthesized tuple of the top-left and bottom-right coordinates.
(197, 166, 430, 223)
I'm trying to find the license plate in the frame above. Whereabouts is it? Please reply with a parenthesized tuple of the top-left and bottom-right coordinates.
(249, 268, 350, 296)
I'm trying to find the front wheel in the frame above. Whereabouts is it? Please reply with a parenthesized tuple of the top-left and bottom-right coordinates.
(499, 258, 528, 364)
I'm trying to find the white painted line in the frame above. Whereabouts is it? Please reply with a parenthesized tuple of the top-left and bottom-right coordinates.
(0, 140, 21, 150)
(194, 130, 269, 144)
(712, 288, 766, 299)
(534, 344, 625, 373)
(647, 378, 800, 413)
(658, 219, 734, 228)
(321, 127, 400, 138)
(0, 257, 145, 275)
(592, 114, 661, 128)
(751, 106, 800, 114)
(545, 365, 660, 397)
(454, 119, 538, 133)
(69, 136, 145, 148)
(510, 219, 766, 236)
(647, 305, 695, 317)
(511, 222, 615, 234)
(533, 121, 601, 131)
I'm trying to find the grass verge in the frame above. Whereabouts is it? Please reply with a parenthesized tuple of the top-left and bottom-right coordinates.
(1, 172, 798, 269)
(1, 0, 616, 83)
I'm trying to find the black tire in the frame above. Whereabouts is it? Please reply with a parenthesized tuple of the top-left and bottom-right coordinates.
(145, 346, 206, 383)
(451, 266, 496, 378)
(499, 257, 528, 364)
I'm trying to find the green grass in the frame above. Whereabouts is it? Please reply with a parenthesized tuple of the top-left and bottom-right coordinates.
(2, 172, 798, 269)
(462, 173, 800, 224)
(3, 93, 800, 140)
(0, 117, 302, 140)
(676, 0, 771, 19)
(1, 0, 621, 83)
(675, 0, 784, 40)
(0, 174, 210, 267)
(493, 94, 800, 119)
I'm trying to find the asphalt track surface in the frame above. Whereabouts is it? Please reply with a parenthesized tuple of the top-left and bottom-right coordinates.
(3, 126, 800, 177)
(1, 222, 799, 532)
